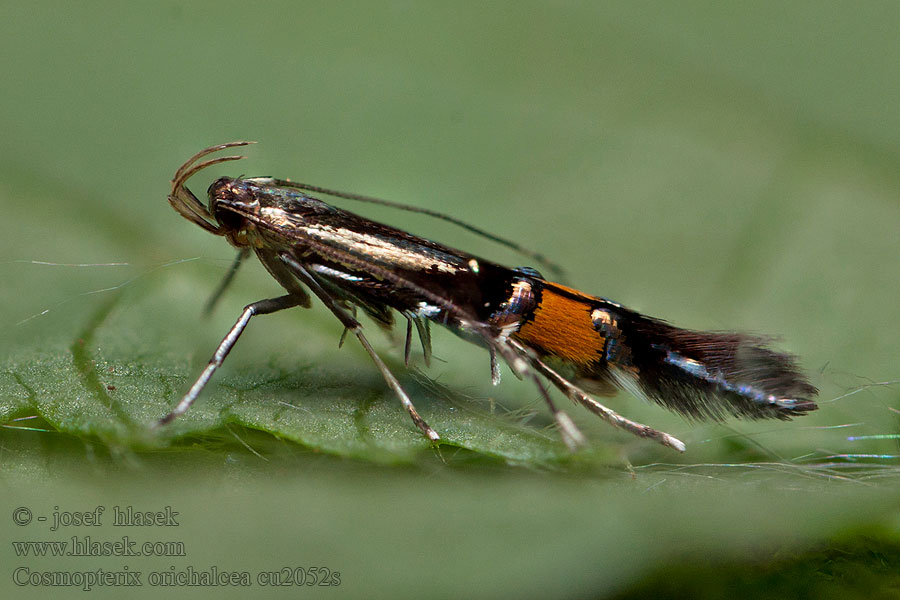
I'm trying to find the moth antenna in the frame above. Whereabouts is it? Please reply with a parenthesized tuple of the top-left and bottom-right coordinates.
(172, 141, 256, 187)
(266, 178, 568, 281)
(172, 154, 248, 197)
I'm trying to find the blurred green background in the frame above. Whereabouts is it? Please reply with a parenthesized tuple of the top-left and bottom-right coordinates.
(2, 2, 899, 598)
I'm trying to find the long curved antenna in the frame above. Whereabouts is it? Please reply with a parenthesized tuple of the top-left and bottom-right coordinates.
(266, 178, 569, 281)
(169, 142, 256, 232)
(173, 154, 251, 197)
(172, 141, 256, 190)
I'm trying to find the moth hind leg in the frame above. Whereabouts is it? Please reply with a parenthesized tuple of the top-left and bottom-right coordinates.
(489, 338, 587, 451)
(504, 338, 687, 452)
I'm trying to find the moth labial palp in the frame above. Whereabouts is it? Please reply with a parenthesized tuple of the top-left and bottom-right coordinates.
(156, 142, 819, 452)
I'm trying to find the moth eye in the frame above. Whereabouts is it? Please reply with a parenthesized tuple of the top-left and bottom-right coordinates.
(214, 206, 244, 231)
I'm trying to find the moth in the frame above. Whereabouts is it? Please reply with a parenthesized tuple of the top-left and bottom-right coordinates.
(158, 142, 818, 451)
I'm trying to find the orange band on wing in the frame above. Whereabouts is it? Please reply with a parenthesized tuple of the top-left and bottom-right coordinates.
(514, 287, 604, 366)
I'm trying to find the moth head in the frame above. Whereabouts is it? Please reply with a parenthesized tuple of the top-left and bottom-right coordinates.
(168, 141, 255, 236)
(208, 177, 259, 232)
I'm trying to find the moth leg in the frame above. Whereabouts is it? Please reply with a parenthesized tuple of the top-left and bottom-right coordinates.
(339, 306, 357, 349)
(204, 249, 250, 316)
(413, 317, 432, 367)
(506, 339, 686, 452)
(404, 317, 413, 366)
(355, 328, 441, 442)
(402, 314, 432, 367)
(490, 339, 586, 451)
(255, 249, 311, 308)
(489, 346, 501, 385)
(534, 375, 587, 451)
(156, 294, 307, 427)
(282, 255, 440, 443)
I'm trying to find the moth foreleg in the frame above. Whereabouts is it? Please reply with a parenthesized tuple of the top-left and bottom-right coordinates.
(156, 293, 308, 427)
